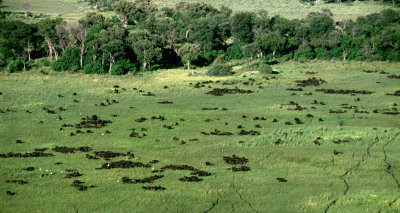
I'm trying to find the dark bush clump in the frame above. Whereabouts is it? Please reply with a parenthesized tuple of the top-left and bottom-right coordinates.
(84, 61, 106, 74)
(52, 46, 80, 72)
(111, 59, 135, 75)
(206, 64, 233, 76)
(9, 60, 24, 73)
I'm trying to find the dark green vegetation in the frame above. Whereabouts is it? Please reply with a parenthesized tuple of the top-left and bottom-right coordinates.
(1, 1, 400, 75)
(0, 61, 399, 212)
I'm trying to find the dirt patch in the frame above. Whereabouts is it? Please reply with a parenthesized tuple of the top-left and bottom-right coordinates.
(202, 107, 218, 110)
(205, 88, 253, 96)
(201, 129, 233, 136)
(143, 186, 166, 191)
(179, 176, 203, 182)
(223, 155, 248, 165)
(161, 164, 195, 171)
(94, 151, 132, 159)
(22, 167, 34, 171)
(159, 101, 173, 104)
(0, 152, 54, 158)
(276, 178, 287, 182)
(52, 146, 92, 154)
(151, 116, 166, 120)
(386, 90, 400, 96)
(74, 115, 112, 128)
(230, 166, 251, 172)
(6, 191, 15, 196)
(121, 175, 164, 184)
(191, 170, 212, 176)
(135, 117, 147, 122)
(387, 75, 400, 79)
(99, 160, 150, 169)
(316, 89, 374, 95)
(70, 180, 89, 191)
(296, 78, 327, 87)
(237, 130, 260, 136)
(65, 171, 82, 179)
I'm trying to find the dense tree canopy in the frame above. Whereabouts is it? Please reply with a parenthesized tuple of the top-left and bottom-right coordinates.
(0, 1, 399, 73)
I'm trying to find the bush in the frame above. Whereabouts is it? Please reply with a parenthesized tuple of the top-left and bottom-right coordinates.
(9, 60, 24, 73)
(52, 47, 80, 72)
(294, 47, 314, 60)
(42, 58, 51, 66)
(225, 42, 245, 60)
(258, 64, 273, 75)
(111, 59, 135, 75)
(84, 61, 106, 74)
(206, 64, 233, 76)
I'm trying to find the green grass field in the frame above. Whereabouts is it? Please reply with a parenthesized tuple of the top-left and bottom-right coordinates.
(1, 0, 399, 22)
(0, 60, 399, 212)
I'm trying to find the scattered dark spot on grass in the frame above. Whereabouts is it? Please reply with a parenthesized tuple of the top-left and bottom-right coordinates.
(191, 170, 212, 176)
(179, 176, 203, 182)
(142, 186, 165, 191)
(6, 191, 15, 196)
(277, 178, 287, 182)
(52, 146, 92, 154)
(223, 155, 248, 165)
(99, 160, 150, 169)
(230, 166, 251, 172)
(65, 171, 82, 179)
(316, 89, 373, 95)
(6, 180, 28, 184)
(206, 88, 253, 96)
(238, 130, 260, 136)
(296, 78, 326, 87)
(0, 151, 54, 158)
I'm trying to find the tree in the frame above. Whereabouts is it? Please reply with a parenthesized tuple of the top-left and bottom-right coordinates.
(177, 43, 201, 75)
(128, 29, 162, 70)
(99, 24, 126, 72)
(37, 18, 63, 63)
(70, 23, 87, 68)
(55, 24, 74, 53)
(256, 31, 287, 58)
(231, 12, 254, 43)
(242, 43, 261, 60)
(111, 0, 136, 28)
(22, 3, 31, 18)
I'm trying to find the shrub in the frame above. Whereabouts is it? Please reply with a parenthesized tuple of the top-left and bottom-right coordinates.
(258, 64, 273, 75)
(84, 61, 106, 74)
(206, 64, 233, 76)
(52, 47, 80, 72)
(111, 59, 135, 75)
(9, 60, 24, 73)
(225, 42, 244, 60)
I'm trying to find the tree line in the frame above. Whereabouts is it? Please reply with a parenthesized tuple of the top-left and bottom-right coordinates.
(0, 0, 399, 74)
(300, 0, 399, 5)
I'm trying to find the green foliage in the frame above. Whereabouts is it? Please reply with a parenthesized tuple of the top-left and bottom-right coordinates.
(83, 61, 106, 74)
(52, 47, 80, 72)
(205, 64, 233, 76)
(231, 12, 254, 43)
(294, 47, 314, 60)
(111, 59, 135, 75)
(177, 43, 201, 69)
(8, 59, 24, 72)
(225, 42, 244, 60)
(242, 43, 261, 59)
(128, 29, 162, 70)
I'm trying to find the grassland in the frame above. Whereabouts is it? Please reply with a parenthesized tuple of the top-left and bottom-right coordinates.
(2, 0, 399, 22)
(0, 60, 399, 212)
